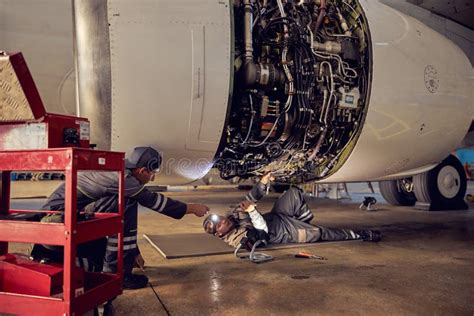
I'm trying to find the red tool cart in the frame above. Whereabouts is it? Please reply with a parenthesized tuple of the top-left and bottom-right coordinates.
(0, 148, 125, 315)
(0, 51, 125, 314)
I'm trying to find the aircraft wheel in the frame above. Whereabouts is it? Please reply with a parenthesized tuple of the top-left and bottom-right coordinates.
(379, 179, 416, 206)
(413, 155, 467, 210)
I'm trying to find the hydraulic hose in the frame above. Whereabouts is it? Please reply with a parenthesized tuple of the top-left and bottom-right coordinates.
(314, 0, 327, 33)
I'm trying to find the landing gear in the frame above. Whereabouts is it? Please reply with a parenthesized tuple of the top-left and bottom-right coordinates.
(380, 155, 468, 211)
(379, 178, 416, 206)
(413, 155, 468, 211)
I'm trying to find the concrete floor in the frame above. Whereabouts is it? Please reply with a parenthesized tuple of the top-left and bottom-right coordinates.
(7, 183, 474, 315)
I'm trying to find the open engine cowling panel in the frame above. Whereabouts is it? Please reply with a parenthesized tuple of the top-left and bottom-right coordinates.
(216, 0, 372, 183)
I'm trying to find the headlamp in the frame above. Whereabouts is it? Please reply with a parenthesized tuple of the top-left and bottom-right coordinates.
(203, 213, 222, 234)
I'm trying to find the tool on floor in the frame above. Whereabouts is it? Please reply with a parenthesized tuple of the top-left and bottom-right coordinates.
(295, 251, 327, 260)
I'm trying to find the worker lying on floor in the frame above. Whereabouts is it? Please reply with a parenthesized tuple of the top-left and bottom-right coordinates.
(35, 146, 209, 290)
(203, 173, 381, 250)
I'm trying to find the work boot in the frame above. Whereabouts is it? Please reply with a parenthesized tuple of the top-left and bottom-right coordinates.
(358, 230, 382, 242)
(123, 273, 149, 290)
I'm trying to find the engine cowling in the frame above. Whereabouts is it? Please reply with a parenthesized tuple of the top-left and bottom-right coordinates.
(325, 0, 473, 182)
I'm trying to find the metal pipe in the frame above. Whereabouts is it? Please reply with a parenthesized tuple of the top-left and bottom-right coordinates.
(274, 0, 294, 112)
(336, 7, 352, 36)
(319, 88, 328, 123)
(319, 61, 334, 125)
(243, 0, 254, 63)
(72, 0, 111, 150)
(309, 127, 327, 160)
(314, 41, 342, 54)
(243, 94, 255, 144)
(313, 0, 326, 33)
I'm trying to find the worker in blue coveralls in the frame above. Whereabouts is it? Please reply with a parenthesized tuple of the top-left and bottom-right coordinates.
(38, 147, 209, 289)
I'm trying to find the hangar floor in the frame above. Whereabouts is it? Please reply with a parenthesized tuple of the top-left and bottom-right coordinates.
(8, 183, 474, 315)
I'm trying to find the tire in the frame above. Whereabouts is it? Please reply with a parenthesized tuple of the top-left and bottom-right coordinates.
(413, 155, 467, 209)
(379, 179, 416, 206)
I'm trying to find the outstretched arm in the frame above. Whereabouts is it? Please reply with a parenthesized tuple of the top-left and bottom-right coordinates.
(245, 173, 275, 203)
(132, 188, 209, 219)
(240, 200, 268, 233)
(185, 203, 210, 217)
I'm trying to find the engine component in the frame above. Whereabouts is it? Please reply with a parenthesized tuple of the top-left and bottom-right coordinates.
(314, 41, 342, 54)
(217, 0, 372, 182)
(242, 62, 286, 87)
(338, 87, 360, 109)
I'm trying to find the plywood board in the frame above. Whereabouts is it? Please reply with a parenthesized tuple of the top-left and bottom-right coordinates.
(143, 233, 315, 259)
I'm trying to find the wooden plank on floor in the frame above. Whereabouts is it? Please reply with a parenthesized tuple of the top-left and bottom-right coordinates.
(144, 233, 315, 259)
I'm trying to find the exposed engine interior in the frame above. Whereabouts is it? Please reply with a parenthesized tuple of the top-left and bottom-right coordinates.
(216, 0, 372, 182)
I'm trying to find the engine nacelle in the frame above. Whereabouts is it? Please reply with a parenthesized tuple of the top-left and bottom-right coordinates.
(75, 0, 473, 184)
(325, 0, 473, 182)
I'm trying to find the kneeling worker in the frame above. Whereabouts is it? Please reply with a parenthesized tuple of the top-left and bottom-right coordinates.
(203, 173, 381, 250)
(40, 146, 209, 289)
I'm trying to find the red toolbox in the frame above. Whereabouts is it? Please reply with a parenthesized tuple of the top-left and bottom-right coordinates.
(0, 51, 90, 150)
(0, 253, 85, 297)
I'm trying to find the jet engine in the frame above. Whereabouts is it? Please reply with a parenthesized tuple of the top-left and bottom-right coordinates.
(217, 0, 372, 183)
(73, 0, 473, 189)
